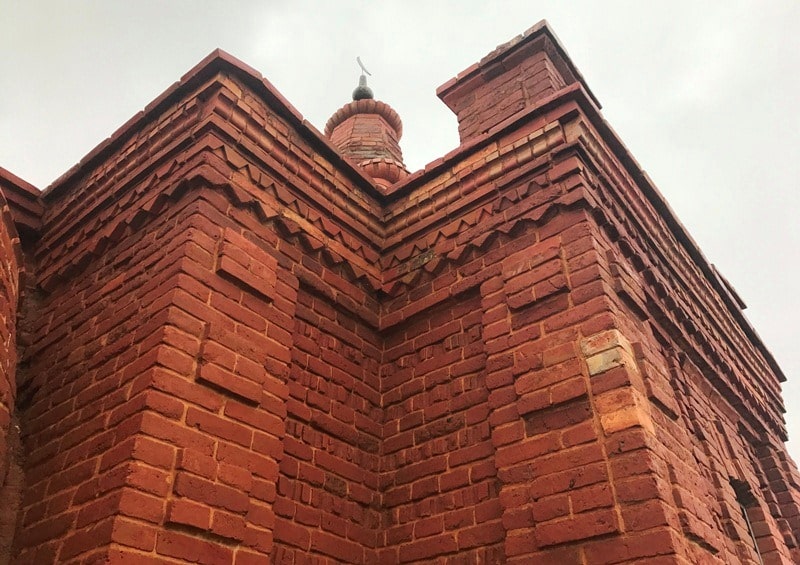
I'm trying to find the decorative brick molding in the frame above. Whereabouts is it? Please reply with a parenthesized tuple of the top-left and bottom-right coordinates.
(215, 228, 278, 301)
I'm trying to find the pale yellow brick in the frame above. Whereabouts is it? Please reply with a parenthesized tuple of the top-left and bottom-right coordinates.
(585, 347, 638, 377)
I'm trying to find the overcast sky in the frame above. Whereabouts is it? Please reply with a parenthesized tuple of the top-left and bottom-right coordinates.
(2, 1, 799, 460)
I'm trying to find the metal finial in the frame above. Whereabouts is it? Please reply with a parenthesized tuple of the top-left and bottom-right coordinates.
(352, 56, 374, 100)
(357, 57, 372, 77)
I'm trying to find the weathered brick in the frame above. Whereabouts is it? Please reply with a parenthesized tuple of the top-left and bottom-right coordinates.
(156, 529, 234, 564)
(166, 498, 212, 530)
(536, 508, 619, 547)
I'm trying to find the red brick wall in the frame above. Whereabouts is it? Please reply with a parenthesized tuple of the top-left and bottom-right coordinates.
(0, 193, 21, 562)
(441, 48, 567, 142)
(559, 81, 800, 562)
(574, 126, 800, 563)
(9, 59, 386, 563)
(13, 181, 296, 562)
(380, 293, 504, 563)
(273, 284, 382, 563)
(6, 26, 800, 565)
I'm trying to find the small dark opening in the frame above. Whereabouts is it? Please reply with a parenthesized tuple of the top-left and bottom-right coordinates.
(730, 478, 764, 565)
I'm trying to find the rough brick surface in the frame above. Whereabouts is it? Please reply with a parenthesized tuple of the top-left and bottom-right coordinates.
(0, 188, 22, 563)
(436, 20, 598, 143)
(326, 98, 408, 191)
(0, 19, 798, 565)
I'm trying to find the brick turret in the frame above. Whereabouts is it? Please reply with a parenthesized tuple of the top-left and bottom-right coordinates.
(437, 20, 600, 141)
(325, 72, 407, 191)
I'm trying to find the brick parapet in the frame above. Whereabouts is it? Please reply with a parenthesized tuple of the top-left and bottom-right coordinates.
(436, 20, 599, 142)
(34, 72, 386, 297)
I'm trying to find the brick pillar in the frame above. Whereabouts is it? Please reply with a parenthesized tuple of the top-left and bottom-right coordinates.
(140, 209, 298, 563)
(114, 212, 290, 563)
(754, 445, 800, 563)
(577, 329, 685, 563)
(11, 193, 299, 563)
(480, 220, 684, 563)
(0, 196, 20, 563)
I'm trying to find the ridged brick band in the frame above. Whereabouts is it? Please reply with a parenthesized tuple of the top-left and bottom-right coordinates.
(324, 99, 403, 139)
(359, 158, 408, 185)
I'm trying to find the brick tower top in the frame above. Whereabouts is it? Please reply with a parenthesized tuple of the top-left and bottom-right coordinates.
(325, 68, 407, 191)
(437, 20, 600, 142)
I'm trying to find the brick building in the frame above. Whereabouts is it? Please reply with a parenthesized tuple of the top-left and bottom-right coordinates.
(0, 20, 799, 564)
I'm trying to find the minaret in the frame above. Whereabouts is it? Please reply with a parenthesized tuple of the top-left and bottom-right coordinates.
(324, 60, 408, 191)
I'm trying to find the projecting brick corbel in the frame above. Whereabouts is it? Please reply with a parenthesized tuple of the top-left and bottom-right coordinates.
(502, 244, 568, 311)
(215, 227, 277, 301)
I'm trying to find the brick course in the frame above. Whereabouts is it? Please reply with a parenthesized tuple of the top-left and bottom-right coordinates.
(0, 20, 798, 565)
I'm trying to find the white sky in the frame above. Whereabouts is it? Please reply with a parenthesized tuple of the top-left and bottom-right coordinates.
(2, 1, 799, 460)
